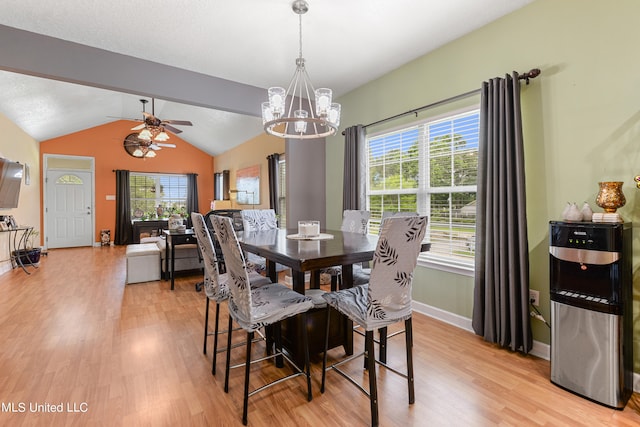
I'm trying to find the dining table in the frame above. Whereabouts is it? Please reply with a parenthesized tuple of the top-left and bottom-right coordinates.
(239, 227, 430, 365)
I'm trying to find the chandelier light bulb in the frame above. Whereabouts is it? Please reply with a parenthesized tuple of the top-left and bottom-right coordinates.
(262, 102, 274, 125)
(329, 103, 341, 127)
(268, 87, 286, 116)
(314, 88, 332, 116)
(294, 110, 308, 133)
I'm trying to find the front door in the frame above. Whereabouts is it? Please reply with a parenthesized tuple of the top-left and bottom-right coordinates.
(45, 170, 93, 248)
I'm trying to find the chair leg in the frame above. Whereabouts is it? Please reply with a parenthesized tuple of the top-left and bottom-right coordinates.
(242, 331, 254, 426)
(212, 302, 221, 376)
(405, 318, 415, 404)
(366, 330, 379, 427)
(274, 321, 283, 367)
(224, 314, 233, 393)
(330, 275, 338, 292)
(300, 313, 312, 401)
(203, 297, 210, 355)
(321, 306, 331, 394)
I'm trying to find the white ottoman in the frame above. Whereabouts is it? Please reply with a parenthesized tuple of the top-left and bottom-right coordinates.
(126, 243, 161, 284)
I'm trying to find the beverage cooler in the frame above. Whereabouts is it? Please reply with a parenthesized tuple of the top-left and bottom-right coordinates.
(549, 221, 633, 408)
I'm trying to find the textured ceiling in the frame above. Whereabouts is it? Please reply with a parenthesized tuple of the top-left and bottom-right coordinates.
(0, 0, 534, 155)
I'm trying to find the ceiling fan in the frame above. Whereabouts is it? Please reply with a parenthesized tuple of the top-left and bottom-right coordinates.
(123, 132, 175, 158)
(130, 98, 193, 142)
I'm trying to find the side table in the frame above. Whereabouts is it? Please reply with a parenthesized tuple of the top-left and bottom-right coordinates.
(162, 229, 197, 290)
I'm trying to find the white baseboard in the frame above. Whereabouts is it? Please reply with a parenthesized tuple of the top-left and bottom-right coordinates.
(0, 260, 12, 276)
(411, 300, 640, 393)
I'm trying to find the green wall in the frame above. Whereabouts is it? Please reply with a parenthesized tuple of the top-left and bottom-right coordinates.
(326, 0, 640, 369)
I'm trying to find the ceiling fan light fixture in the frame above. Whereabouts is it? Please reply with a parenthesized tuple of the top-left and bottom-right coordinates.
(132, 148, 144, 157)
(261, 0, 341, 140)
(138, 128, 152, 141)
(145, 150, 156, 158)
(154, 130, 170, 141)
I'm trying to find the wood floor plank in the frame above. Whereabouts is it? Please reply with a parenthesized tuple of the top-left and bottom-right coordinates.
(0, 245, 639, 426)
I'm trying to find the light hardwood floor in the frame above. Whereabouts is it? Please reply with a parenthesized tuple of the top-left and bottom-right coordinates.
(0, 245, 639, 426)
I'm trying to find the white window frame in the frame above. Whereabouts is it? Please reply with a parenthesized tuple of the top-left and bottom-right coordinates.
(130, 172, 188, 218)
(365, 106, 479, 276)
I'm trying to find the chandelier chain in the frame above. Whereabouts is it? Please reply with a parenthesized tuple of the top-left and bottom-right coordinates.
(298, 13, 303, 61)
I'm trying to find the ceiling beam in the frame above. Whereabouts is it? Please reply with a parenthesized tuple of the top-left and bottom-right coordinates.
(0, 24, 263, 117)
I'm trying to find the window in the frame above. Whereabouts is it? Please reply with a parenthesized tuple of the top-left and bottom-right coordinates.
(278, 155, 287, 228)
(366, 108, 479, 271)
(56, 174, 83, 185)
(130, 173, 188, 219)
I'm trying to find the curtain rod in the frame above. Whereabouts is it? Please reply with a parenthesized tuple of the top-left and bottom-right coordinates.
(342, 68, 541, 134)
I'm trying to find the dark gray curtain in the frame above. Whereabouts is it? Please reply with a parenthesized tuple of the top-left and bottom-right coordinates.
(342, 125, 364, 210)
(186, 173, 199, 228)
(472, 72, 532, 353)
(114, 170, 131, 245)
(267, 153, 280, 215)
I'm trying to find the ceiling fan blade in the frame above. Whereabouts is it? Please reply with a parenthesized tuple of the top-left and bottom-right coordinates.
(162, 124, 183, 134)
(149, 144, 162, 150)
(163, 120, 192, 126)
(154, 142, 176, 148)
(131, 123, 146, 131)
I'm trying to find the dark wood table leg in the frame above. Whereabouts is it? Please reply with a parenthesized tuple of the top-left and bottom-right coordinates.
(266, 259, 277, 283)
(170, 239, 176, 290)
(310, 270, 321, 289)
(378, 327, 388, 363)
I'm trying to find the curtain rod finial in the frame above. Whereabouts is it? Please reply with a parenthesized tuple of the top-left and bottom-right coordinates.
(520, 68, 541, 84)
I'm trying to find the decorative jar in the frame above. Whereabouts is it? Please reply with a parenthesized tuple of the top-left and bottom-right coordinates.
(595, 181, 626, 213)
(298, 220, 320, 238)
(168, 214, 183, 230)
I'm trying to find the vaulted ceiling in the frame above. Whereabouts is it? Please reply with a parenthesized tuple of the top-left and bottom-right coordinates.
(0, 0, 533, 156)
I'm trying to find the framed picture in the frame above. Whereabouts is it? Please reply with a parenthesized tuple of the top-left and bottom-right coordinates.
(235, 165, 260, 205)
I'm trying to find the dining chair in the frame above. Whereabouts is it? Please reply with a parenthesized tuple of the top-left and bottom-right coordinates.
(240, 209, 289, 274)
(191, 213, 270, 376)
(353, 211, 419, 286)
(322, 209, 371, 291)
(203, 209, 243, 273)
(210, 214, 314, 426)
(320, 215, 428, 427)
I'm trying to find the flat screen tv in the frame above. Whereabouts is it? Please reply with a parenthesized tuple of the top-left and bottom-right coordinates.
(0, 157, 23, 209)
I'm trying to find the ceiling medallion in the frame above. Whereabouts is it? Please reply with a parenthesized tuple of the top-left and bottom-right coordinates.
(261, 0, 341, 140)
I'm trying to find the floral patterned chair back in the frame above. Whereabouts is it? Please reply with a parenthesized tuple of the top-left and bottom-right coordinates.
(341, 210, 370, 234)
(241, 209, 278, 232)
(191, 212, 227, 301)
(366, 215, 428, 329)
(209, 215, 255, 325)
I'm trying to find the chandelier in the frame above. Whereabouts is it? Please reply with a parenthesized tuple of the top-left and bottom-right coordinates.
(261, 0, 341, 139)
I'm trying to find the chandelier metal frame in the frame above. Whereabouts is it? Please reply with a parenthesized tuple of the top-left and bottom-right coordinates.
(262, 0, 341, 139)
